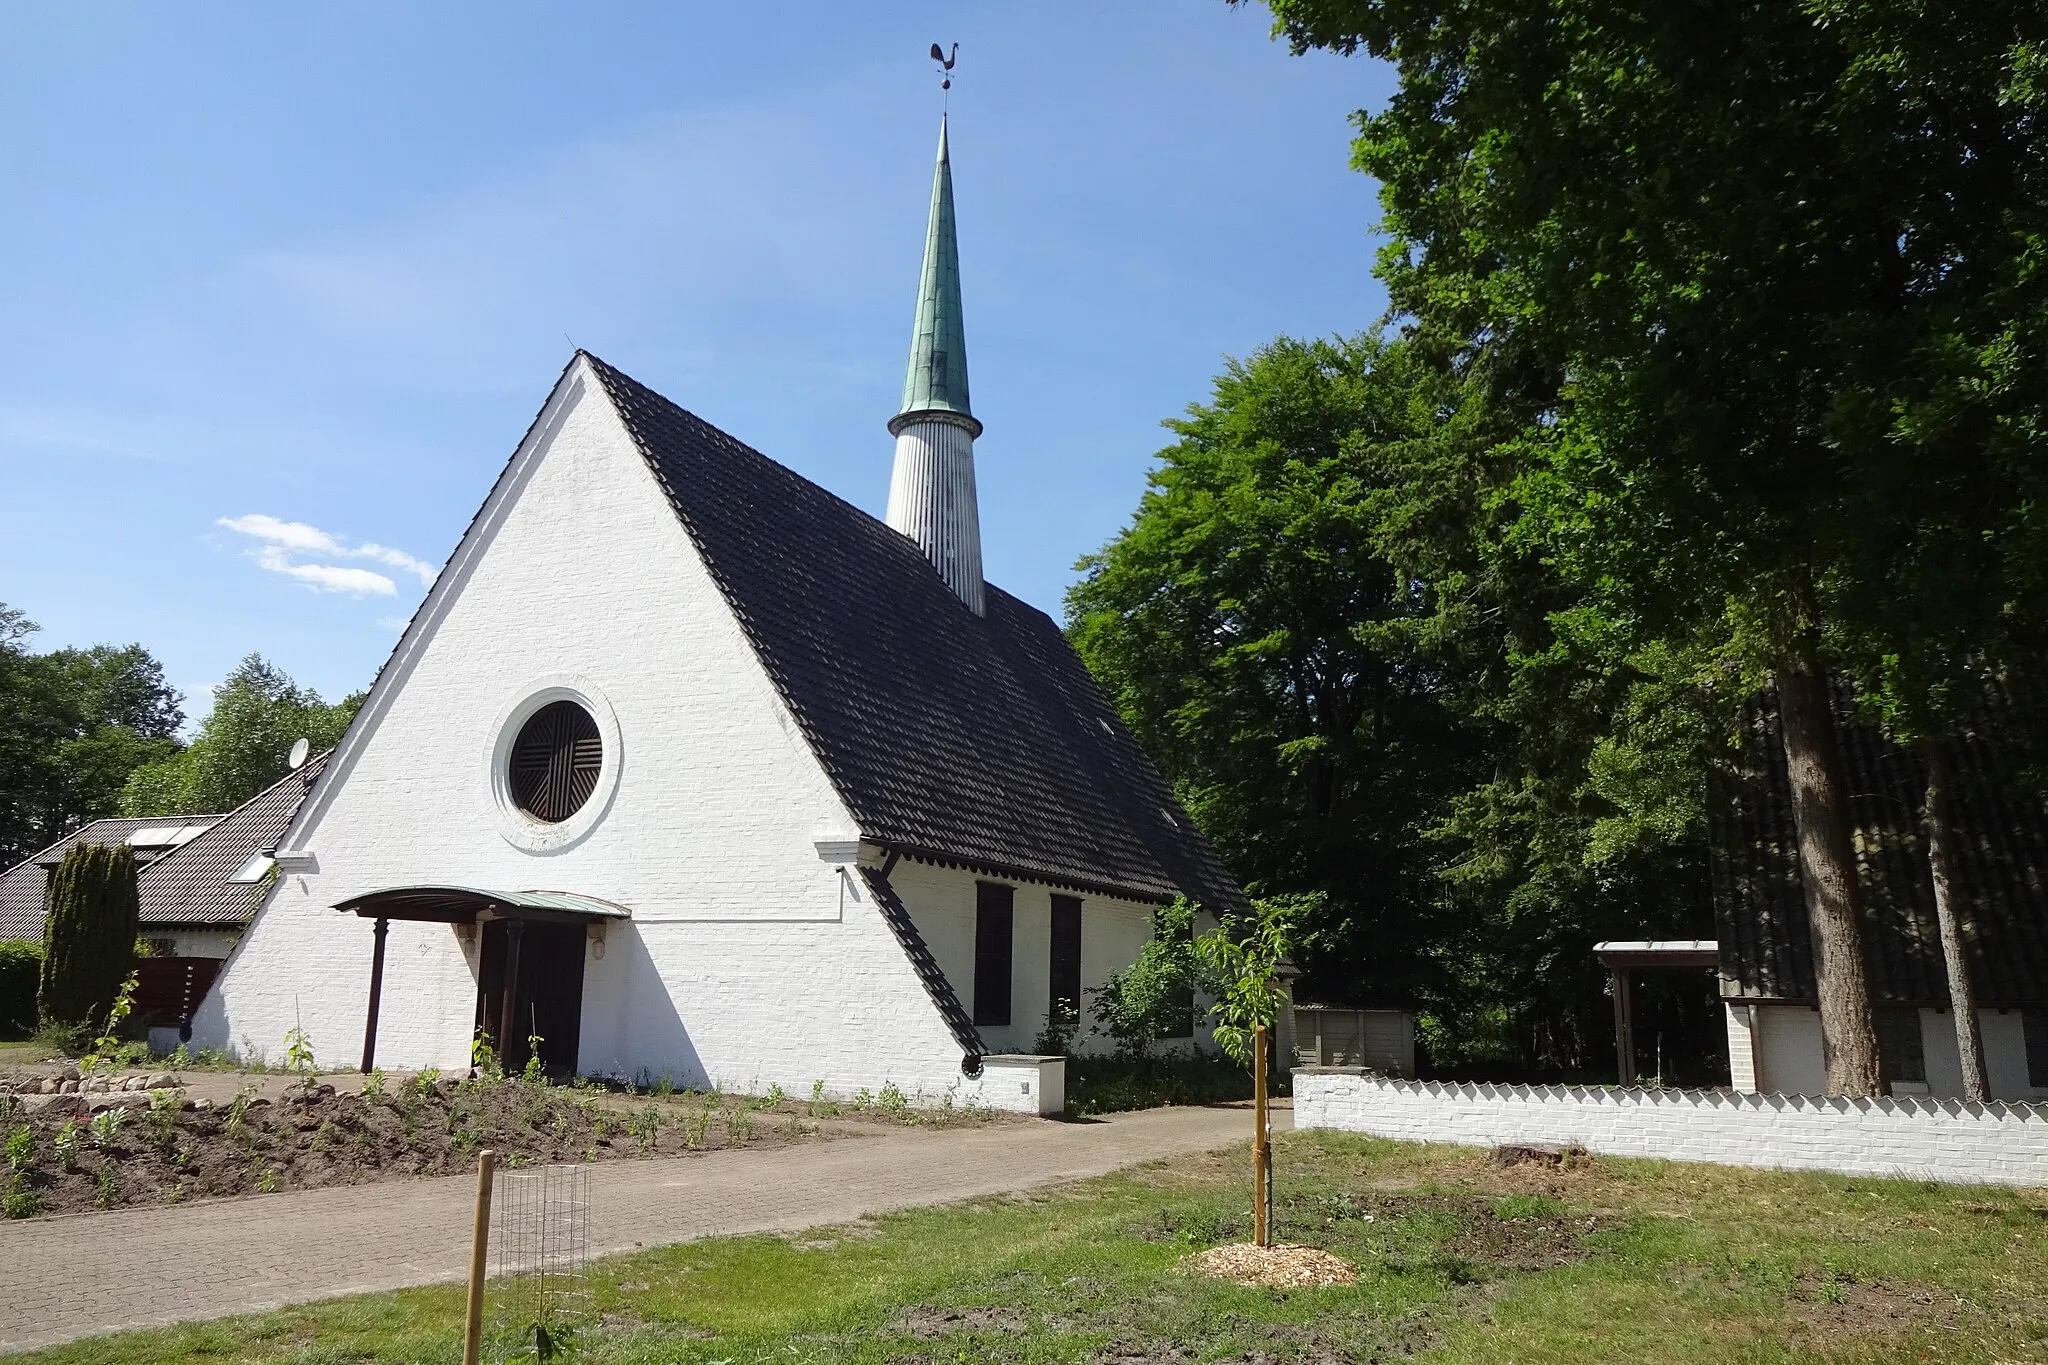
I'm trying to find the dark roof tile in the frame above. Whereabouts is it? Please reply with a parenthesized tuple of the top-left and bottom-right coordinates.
(1713, 687, 2048, 1005)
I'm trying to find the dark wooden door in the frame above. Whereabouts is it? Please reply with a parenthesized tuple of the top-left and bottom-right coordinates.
(475, 921, 586, 1079)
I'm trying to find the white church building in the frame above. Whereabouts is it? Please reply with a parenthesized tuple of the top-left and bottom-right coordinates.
(189, 119, 1243, 1113)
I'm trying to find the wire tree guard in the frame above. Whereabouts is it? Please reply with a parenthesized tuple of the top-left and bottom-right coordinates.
(488, 1163, 593, 1362)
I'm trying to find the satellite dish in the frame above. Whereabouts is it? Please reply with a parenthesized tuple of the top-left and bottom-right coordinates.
(287, 738, 311, 770)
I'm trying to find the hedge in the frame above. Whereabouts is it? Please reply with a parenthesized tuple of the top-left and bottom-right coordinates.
(0, 940, 41, 1039)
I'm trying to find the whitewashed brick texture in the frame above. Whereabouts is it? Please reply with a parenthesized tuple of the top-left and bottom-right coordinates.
(189, 360, 1084, 1112)
(1295, 1070, 2048, 1187)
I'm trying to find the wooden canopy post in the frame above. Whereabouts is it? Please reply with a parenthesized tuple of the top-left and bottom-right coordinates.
(1611, 966, 1637, 1087)
(495, 920, 524, 1069)
(360, 916, 389, 1074)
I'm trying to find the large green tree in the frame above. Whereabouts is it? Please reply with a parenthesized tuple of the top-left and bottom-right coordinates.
(1255, 0, 2048, 1095)
(0, 605, 183, 867)
(120, 655, 359, 816)
(1069, 335, 1476, 1007)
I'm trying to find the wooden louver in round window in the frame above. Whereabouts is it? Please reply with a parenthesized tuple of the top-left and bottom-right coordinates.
(508, 700, 603, 823)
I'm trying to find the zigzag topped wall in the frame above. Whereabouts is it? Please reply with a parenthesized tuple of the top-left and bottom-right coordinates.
(1294, 1068, 2048, 1187)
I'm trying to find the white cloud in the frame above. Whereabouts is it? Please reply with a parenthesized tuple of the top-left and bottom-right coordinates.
(218, 513, 437, 597)
(254, 546, 396, 596)
(217, 513, 346, 555)
(356, 543, 437, 587)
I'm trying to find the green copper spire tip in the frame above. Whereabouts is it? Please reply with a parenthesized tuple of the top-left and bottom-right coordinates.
(892, 115, 978, 436)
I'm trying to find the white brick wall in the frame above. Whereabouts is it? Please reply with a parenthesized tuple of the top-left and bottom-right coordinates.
(1296, 1070, 2048, 1187)
(190, 360, 1046, 1110)
(890, 857, 1179, 1056)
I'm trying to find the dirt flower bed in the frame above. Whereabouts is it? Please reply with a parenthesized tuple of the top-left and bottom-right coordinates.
(0, 1072, 866, 1218)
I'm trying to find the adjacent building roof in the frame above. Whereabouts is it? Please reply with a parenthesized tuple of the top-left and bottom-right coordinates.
(0, 757, 328, 944)
(1711, 691, 2048, 1006)
(0, 817, 205, 939)
(134, 754, 330, 928)
(587, 354, 1244, 913)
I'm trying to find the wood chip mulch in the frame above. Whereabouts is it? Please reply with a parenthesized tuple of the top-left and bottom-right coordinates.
(1187, 1242, 1358, 1288)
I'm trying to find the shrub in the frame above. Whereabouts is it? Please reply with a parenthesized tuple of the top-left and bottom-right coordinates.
(1089, 899, 1208, 1058)
(38, 842, 139, 1034)
(0, 940, 41, 1039)
(1065, 1053, 1285, 1117)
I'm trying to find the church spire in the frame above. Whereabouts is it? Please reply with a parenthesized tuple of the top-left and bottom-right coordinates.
(886, 114, 985, 614)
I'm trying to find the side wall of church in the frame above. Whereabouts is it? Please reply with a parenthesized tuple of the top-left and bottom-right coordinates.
(190, 363, 983, 1101)
(889, 858, 1213, 1057)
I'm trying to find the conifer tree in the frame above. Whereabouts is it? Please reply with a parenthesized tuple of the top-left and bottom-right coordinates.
(38, 842, 139, 1035)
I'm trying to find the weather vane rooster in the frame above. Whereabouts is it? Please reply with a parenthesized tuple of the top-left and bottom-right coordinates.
(930, 41, 958, 92)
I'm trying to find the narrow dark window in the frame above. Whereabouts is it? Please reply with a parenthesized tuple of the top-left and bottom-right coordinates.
(973, 883, 1014, 1027)
(1050, 895, 1083, 1021)
(2025, 1010, 2048, 1089)
(1878, 1008, 1926, 1086)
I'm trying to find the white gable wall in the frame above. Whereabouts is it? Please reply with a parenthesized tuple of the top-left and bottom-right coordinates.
(193, 362, 976, 1098)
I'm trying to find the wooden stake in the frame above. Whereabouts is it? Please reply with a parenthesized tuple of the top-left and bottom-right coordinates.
(462, 1148, 496, 1365)
(1253, 1022, 1270, 1248)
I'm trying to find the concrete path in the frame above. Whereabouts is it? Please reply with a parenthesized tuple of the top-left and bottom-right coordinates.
(0, 1103, 1284, 1355)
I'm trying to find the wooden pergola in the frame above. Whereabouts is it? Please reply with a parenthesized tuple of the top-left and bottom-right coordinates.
(334, 886, 630, 1072)
(1592, 939, 1719, 1087)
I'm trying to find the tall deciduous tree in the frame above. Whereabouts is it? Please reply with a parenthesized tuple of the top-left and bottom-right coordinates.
(1068, 335, 1479, 1008)
(1255, 0, 2048, 1093)
(0, 604, 183, 867)
(120, 655, 359, 816)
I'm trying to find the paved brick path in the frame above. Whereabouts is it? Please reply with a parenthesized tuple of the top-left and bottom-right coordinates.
(0, 1103, 1281, 1355)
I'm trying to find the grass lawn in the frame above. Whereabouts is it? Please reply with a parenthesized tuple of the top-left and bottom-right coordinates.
(7, 1129, 2047, 1364)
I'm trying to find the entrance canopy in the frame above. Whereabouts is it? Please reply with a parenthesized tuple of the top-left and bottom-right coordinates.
(334, 885, 632, 925)
(1593, 940, 1719, 970)
(1591, 940, 1720, 1087)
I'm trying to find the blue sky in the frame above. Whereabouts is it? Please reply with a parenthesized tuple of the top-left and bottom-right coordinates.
(0, 4, 1391, 720)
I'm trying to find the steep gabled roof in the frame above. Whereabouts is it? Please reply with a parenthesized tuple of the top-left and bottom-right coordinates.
(1712, 689, 2048, 1005)
(135, 754, 330, 928)
(586, 354, 1242, 911)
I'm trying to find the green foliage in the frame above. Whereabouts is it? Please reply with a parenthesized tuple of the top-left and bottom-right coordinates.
(282, 1022, 317, 1079)
(1195, 894, 1308, 1067)
(1064, 1054, 1267, 1117)
(1069, 336, 1486, 1011)
(79, 971, 139, 1076)
(0, 939, 42, 1039)
(38, 841, 139, 1034)
(1087, 899, 1207, 1058)
(120, 654, 359, 816)
(1248, 0, 2048, 1077)
(0, 604, 183, 868)
(1032, 997, 1081, 1057)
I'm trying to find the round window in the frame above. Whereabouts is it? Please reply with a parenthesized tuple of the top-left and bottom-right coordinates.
(508, 699, 603, 823)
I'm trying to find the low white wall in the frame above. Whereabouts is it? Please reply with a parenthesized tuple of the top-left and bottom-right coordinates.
(1296, 1069, 2048, 1187)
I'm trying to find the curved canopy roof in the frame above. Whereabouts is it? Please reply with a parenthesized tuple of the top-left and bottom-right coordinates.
(334, 886, 631, 925)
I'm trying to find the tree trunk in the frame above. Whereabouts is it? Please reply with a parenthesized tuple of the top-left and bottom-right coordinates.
(1775, 646, 1884, 1096)
(1922, 739, 1989, 1102)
